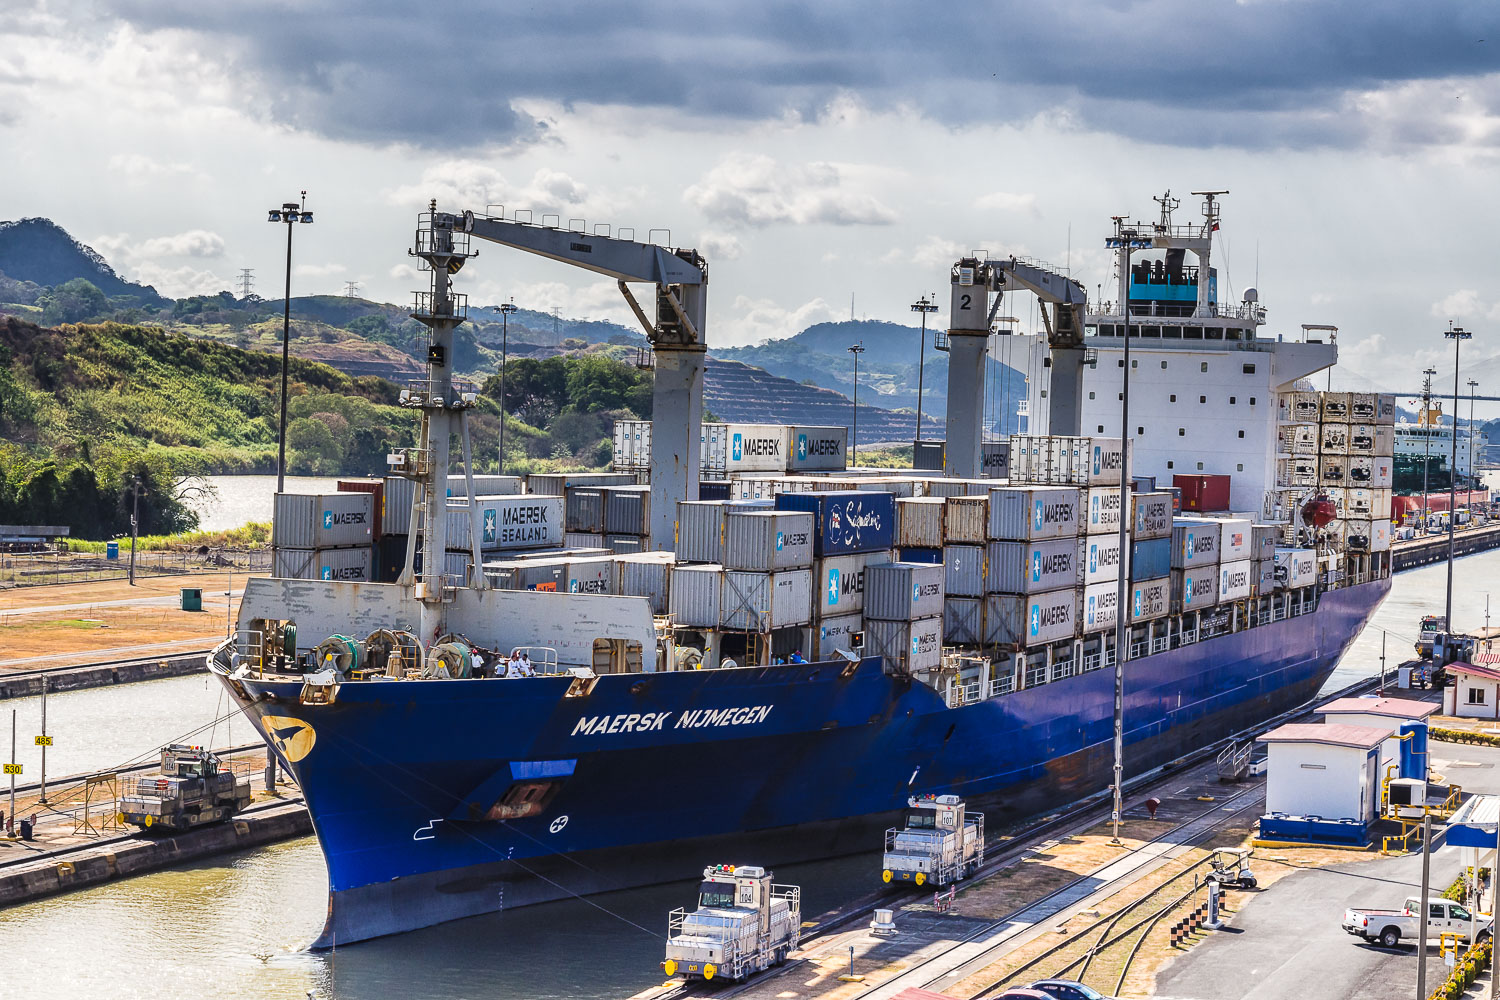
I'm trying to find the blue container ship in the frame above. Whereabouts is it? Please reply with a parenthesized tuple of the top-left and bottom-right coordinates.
(213, 193, 1392, 946)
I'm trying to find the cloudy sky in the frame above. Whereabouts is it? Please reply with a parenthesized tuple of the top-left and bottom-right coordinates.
(5, 1, 1500, 411)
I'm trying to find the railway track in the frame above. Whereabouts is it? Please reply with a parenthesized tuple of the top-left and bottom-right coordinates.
(651, 673, 1379, 1000)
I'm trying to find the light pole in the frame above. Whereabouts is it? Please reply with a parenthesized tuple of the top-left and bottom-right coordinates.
(127, 475, 141, 587)
(267, 192, 314, 495)
(1445, 325, 1472, 641)
(1469, 378, 1480, 495)
(911, 295, 937, 443)
(848, 343, 865, 466)
(498, 299, 517, 474)
(1422, 367, 1437, 534)
(1109, 220, 1146, 846)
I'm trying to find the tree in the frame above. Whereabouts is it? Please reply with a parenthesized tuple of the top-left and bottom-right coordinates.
(288, 416, 341, 473)
(38, 278, 109, 325)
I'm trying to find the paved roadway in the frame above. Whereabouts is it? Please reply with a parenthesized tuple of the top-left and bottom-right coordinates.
(1157, 742, 1500, 1000)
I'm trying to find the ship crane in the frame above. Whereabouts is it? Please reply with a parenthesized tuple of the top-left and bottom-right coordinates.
(437, 209, 708, 552)
(940, 256, 1089, 476)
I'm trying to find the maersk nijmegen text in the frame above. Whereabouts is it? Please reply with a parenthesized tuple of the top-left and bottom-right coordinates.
(571, 705, 773, 737)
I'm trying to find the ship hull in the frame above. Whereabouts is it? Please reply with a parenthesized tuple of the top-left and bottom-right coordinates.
(222, 578, 1388, 946)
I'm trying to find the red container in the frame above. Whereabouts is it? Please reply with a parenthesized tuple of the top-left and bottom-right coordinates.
(337, 479, 384, 541)
(1172, 474, 1231, 513)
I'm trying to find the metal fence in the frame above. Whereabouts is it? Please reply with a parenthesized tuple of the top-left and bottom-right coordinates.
(0, 548, 272, 588)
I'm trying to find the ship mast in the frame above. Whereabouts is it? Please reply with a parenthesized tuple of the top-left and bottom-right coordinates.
(396, 203, 483, 644)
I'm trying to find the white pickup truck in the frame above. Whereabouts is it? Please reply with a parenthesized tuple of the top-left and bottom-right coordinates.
(1343, 896, 1493, 948)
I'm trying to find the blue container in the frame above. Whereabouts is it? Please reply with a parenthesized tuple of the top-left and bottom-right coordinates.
(775, 491, 895, 556)
(898, 546, 943, 564)
(698, 481, 731, 502)
(106, 540, 119, 560)
(1130, 537, 1172, 580)
(1400, 721, 1428, 779)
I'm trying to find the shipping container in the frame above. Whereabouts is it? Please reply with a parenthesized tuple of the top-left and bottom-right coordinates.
(785, 425, 849, 472)
(898, 546, 944, 564)
(726, 424, 791, 473)
(669, 565, 723, 627)
(896, 497, 945, 548)
(913, 440, 945, 471)
(1172, 474, 1231, 513)
(1171, 518, 1222, 569)
(1319, 423, 1349, 455)
(1252, 559, 1276, 597)
(1321, 391, 1351, 422)
(272, 492, 375, 550)
(566, 487, 606, 534)
(1339, 519, 1374, 553)
(921, 478, 994, 498)
(1290, 390, 1321, 422)
(774, 491, 896, 556)
(485, 557, 567, 593)
(812, 552, 881, 619)
(987, 485, 1081, 541)
(611, 420, 730, 476)
(677, 501, 727, 563)
(944, 544, 986, 598)
(383, 476, 416, 535)
(943, 597, 983, 645)
(1131, 475, 1157, 493)
(449, 495, 564, 551)
(813, 613, 864, 659)
(1371, 488, 1393, 520)
(1129, 491, 1173, 540)
(1081, 487, 1123, 535)
(722, 510, 815, 571)
(602, 485, 650, 536)
(607, 535, 644, 554)
(1319, 454, 1348, 484)
(1346, 455, 1375, 486)
(1370, 519, 1392, 552)
(979, 441, 1010, 478)
(1214, 518, 1253, 562)
(1218, 559, 1253, 601)
(526, 472, 636, 496)
(865, 561, 945, 620)
(565, 531, 606, 549)
(1131, 537, 1172, 580)
(1171, 566, 1219, 613)
(985, 538, 1080, 594)
(865, 616, 944, 673)
(721, 569, 814, 631)
(698, 480, 732, 502)
(1344, 488, 1374, 519)
(1347, 423, 1375, 455)
(337, 479, 384, 540)
(564, 557, 615, 595)
(1371, 455, 1393, 488)
(985, 589, 1079, 646)
(445, 474, 523, 497)
(1079, 533, 1122, 586)
(1350, 392, 1376, 422)
(1129, 576, 1172, 622)
(1081, 581, 1118, 634)
(943, 495, 989, 543)
(1274, 548, 1317, 589)
(273, 545, 373, 582)
(1251, 524, 1280, 562)
(855, 477, 919, 499)
(1375, 393, 1397, 424)
(1083, 437, 1127, 486)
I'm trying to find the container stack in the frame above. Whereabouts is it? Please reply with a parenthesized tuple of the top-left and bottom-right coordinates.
(1170, 517, 1221, 613)
(272, 492, 375, 582)
(774, 491, 895, 660)
(862, 561, 945, 675)
(611, 420, 731, 480)
(981, 484, 1083, 648)
(1121, 492, 1174, 627)
(716, 510, 816, 634)
(1327, 391, 1396, 557)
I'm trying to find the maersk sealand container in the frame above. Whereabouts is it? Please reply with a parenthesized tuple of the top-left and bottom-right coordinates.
(775, 491, 895, 557)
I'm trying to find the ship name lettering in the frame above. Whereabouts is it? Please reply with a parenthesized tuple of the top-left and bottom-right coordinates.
(571, 711, 671, 736)
(673, 705, 773, 729)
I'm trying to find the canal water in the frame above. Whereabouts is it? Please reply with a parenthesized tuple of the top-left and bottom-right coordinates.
(193, 475, 344, 533)
(2, 546, 1497, 999)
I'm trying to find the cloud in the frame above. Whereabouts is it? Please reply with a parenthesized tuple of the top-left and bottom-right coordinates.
(699, 232, 743, 261)
(62, 3, 1500, 153)
(384, 163, 624, 220)
(685, 154, 896, 227)
(1430, 289, 1494, 321)
(716, 294, 843, 346)
(389, 263, 422, 281)
(134, 229, 225, 258)
(977, 191, 1040, 216)
(295, 262, 347, 278)
(129, 262, 230, 297)
(107, 153, 195, 178)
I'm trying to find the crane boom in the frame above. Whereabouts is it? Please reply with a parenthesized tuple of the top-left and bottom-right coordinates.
(437, 209, 708, 551)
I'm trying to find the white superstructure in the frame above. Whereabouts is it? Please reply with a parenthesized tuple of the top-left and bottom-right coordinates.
(1020, 191, 1337, 516)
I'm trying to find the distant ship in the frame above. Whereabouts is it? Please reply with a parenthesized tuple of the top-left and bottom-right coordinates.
(212, 194, 1389, 946)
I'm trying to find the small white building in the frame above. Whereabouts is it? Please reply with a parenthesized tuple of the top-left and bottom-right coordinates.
(1444, 662, 1500, 720)
(1317, 695, 1437, 773)
(1259, 722, 1387, 844)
